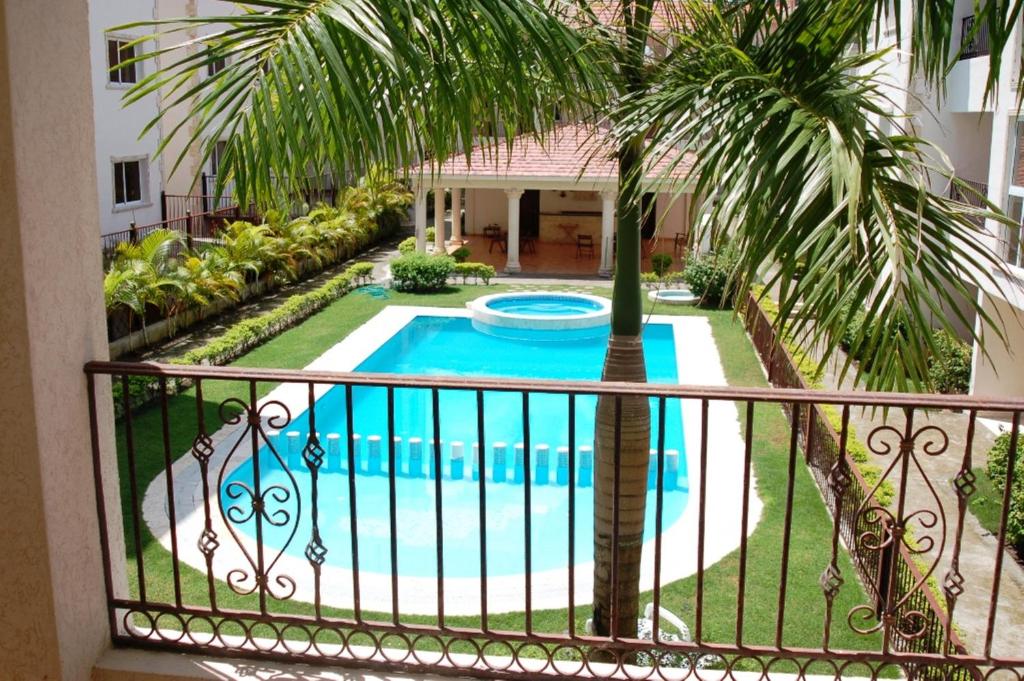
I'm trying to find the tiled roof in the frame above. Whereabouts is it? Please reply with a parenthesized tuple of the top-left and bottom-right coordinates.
(426, 124, 695, 185)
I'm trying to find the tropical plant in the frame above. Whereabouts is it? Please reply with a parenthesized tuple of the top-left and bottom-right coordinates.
(103, 229, 185, 346)
(682, 248, 738, 308)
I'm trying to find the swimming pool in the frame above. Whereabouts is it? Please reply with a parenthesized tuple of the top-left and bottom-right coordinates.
(222, 315, 689, 579)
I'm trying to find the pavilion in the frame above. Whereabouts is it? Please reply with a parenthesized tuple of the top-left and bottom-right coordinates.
(412, 124, 697, 275)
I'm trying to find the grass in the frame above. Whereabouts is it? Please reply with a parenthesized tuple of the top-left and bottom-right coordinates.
(968, 465, 1007, 538)
(110, 282, 883, 663)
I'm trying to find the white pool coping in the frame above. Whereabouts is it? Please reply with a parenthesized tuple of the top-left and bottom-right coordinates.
(468, 291, 612, 330)
(143, 303, 760, 616)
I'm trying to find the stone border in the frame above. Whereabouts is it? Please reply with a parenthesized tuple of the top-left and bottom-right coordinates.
(143, 303, 760, 615)
(467, 291, 612, 330)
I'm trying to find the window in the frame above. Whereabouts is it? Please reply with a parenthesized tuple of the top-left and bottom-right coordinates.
(207, 57, 226, 77)
(107, 37, 137, 85)
(210, 140, 228, 175)
(113, 159, 146, 207)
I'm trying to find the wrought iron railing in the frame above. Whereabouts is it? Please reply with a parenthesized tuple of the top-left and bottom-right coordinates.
(85, 359, 1024, 680)
(960, 15, 991, 60)
(101, 195, 258, 257)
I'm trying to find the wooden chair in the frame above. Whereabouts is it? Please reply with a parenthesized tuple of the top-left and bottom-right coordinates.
(576, 233, 595, 258)
(673, 232, 688, 256)
(520, 235, 537, 255)
(484, 224, 506, 254)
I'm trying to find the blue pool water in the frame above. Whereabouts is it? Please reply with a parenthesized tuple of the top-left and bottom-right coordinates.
(222, 316, 689, 578)
(485, 294, 605, 316)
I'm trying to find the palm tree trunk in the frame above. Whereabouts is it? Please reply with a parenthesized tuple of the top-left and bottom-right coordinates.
(592, 135, 650, 638)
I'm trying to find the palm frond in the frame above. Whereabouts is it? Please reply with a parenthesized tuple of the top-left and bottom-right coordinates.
(624, 0, 1017, 392)
(117, 0, 601, 207)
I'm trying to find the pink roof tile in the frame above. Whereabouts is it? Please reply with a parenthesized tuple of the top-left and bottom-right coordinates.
(425, 124, 694, 185)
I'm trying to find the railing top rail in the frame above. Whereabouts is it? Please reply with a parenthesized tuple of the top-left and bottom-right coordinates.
(84, 360, 1024, 411)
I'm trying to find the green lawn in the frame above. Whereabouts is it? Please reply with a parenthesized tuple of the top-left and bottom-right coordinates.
(111, 283, 882, 661)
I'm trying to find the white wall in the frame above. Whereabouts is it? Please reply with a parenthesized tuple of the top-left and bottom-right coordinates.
(972, 293, 1024, 396)
(655, 192, 688, 239)
(89, 0, 163, 235)
(464, 188, 507, 234)
(538, 189, 601, 214)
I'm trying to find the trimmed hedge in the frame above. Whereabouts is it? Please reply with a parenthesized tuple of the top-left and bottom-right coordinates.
(451, 262, 496, 284)
(986, 432, 1024, 552)
(390, 253, 454, 292)
(755, 291, 895, 506)
(641, 271, 685, 285)
(110, 261, 373, 417)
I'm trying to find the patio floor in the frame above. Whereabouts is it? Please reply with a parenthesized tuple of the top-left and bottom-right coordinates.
(457, 236, 687, 277)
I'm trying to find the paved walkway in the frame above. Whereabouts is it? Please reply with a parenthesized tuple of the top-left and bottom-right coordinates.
(815, 350, 1024, 661)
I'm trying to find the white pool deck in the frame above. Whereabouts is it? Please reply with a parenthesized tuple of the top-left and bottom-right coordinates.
(143, 304, 761, 616)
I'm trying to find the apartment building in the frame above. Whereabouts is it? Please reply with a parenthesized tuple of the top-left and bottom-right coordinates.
(89, 0, 231, 237)
(868, 1, 1024, 399)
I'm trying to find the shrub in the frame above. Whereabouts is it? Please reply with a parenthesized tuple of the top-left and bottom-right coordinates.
(452, 246, 471, 263)
(452, 262, 496, 284)
(927, 330, 972, 394)
(650, 253, 673, 277)
(426, 227, 436, 242)
(398, 236, 417, 255)
(838, 306, 871, 356)
(347, 262, 375, 285)
(390, 253, 454, 292)
(682, 248, 737, 307)
(986, 432, 1024, 552)
(641, 271, 684, 286)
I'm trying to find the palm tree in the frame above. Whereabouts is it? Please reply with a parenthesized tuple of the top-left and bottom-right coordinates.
(121, 0, 1021, 645)
(104, 229, 186, 346)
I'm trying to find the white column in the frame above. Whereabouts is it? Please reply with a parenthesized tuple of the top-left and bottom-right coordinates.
(599, 189, 616, 277)
(505, 188, 524, 273)
(434, 187, 446, 252)
(451, 187, 463, 244)
(414, 185, 427, 253)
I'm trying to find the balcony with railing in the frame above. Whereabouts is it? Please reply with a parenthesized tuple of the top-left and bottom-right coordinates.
(83, 299, 1024, 680)
(960, 15, 991, 60)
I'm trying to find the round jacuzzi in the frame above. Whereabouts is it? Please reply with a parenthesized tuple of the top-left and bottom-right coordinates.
(468, 292, 611, 339)
(648, 288, 699, 306)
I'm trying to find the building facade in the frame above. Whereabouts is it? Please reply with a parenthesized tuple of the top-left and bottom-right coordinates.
(868, 1, 1024, 398)
(88, 0, 231, 237)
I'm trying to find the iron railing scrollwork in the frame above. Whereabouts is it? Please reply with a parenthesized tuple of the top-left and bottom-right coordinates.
(85, 358, 1024, 681)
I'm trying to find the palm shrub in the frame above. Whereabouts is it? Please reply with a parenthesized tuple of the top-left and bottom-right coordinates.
(986, 432, 1024, 552)
(103, 229, 185, 345)
(390, 253, 454, 292)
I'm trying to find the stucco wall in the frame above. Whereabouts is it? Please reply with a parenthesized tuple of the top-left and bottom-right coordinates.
(655, 192, 688, 239)
(972, 293, 1024, 397)
(0, 0, 118, 678)
(90, 0, 164, 235)
(464, 188, 508, 234)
